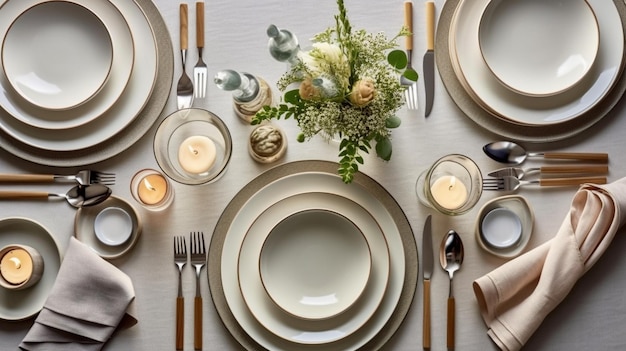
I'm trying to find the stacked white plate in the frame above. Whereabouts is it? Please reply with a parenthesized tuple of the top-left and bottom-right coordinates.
(209, 160, 417, 351)
(0, 0, 171, 165)
(438, 0, 626, 141)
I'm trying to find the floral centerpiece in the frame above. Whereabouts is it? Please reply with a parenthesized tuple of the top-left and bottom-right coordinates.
(252, 0, 416, 183)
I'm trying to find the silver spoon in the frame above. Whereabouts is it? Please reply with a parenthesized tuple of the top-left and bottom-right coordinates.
(483, 141, 608, 165)
(440, 229, 464, 351)
(0, 184, 111, 208)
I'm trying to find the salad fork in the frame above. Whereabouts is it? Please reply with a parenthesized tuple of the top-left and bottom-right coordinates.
(190, 231, 206, 350)
(177, 3, 194, 110)
(174, 236, 187, 351)
(482, 176, 607, 192)
(193, 2, 207, 99)
(0, 170, 115, 185)
(402, 1, 418, 110)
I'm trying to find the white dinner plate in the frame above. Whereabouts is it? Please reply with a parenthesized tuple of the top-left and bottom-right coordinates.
(0, 0, 134, 130)
(217, 165, 408, 351)
(0, 217, 61, 321)
(450, 0, 623, 125)
(259, 209, 372, 322)
(2, 2, 113, 111)
(74, 196, 142, 260)
(238, 192, 389, 345)
(0, 0, 156, 151)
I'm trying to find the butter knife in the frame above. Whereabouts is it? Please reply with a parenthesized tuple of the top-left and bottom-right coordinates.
(423, 1, 435, 117)
(422, 215, 433, 349)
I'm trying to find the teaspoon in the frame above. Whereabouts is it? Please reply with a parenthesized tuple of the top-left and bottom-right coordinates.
(483, 141, 608, 165)
(440, 229, 464, 350)
(0, 184, 111, 208)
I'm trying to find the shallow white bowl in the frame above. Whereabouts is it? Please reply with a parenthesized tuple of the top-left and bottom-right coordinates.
(259, 209, 372, 320)
(2, 2, 114, 110)
(94, 207, 133, 246)
(478, 0, 599, 97)
(475, 195, 534, 258)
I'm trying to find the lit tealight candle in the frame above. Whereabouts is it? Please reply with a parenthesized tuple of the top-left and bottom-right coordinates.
(430, 175, 468, 210)
(0, 248, 32, 285)
(137, 173, 168, 205)
(178, 135, 217, 174)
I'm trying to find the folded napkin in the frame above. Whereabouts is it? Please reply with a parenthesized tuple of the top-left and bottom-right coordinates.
(19, 237, 136, 351)
(473, 177, 626, 351)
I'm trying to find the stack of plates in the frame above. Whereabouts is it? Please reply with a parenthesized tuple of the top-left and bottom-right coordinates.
(208, 160, 418, 350)
(438, 0, 626, 142)
(0, 0, 173, 166)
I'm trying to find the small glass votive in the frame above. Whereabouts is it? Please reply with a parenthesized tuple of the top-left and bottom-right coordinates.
(130, 169, 174, 211)
(416, 154, 483, 216)
(0, 244, 44, 290)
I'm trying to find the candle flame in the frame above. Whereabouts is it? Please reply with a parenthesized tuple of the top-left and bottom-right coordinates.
(187, 144, 199, 155)
(449, 176, 456, 190)
(142, 178, 157, 192)
(8, 257, 21, 269)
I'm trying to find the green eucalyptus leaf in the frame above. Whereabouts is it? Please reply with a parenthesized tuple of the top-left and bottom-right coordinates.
(402, 68, 419, 82)
(386, 115, 401, 128)
(284, 89, 301, 104)
(387, 50, 408, 70)
(375, 137, 392, 161)
(296, 133, 305, 143)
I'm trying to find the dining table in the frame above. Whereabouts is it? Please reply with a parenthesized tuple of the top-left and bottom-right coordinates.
(1, 0, 626, 350)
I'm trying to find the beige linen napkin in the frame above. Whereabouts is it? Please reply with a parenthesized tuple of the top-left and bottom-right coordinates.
(473, 177, 626, 351)
(19, 237, 136, 351)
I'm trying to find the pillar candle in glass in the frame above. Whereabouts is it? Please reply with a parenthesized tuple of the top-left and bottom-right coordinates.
(178, 135, 216, 174)
(131, 169, 174, 211)
(0, 244, 43, 290)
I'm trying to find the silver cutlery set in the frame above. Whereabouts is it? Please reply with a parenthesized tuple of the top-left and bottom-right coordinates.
(177, 2, 207, 110)
(174, 232, 206, 351)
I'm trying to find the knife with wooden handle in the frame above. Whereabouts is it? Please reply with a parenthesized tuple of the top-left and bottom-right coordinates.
(423, 1, 436, 117)
(422, 215, 433, 349)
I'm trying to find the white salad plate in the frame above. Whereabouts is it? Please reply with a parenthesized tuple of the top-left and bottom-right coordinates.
(450, 0, 623, 126)
(2, 2, 113, 111)
(259, 209, 372, 321)
(478, 0, 599, 97)
(75, 196, 142, 260)
(213, 160, 413, 351)
(238, 192, 389, 345)
(0, 0, 134, 130)
(0, 217, 61, 321)
(0, 0, 156, 151)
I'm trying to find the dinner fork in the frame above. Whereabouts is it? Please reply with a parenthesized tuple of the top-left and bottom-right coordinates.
(402, 1, 418, 110)
(193, 2, 207, 99)
(177, 3, 194, 110)
(482, 176, 607, 192)
(0, 170, 115, 185)
(190, 231, 206, 350)
(174, 236, 187, 351)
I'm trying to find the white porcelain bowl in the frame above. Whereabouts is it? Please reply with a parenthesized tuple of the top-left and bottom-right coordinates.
(478, 0, 599, 97)
(94, 207, 133, 246)
(475, 195, 534, 258)
(259, 209, 372, 320)
(2, 2, 113, 110)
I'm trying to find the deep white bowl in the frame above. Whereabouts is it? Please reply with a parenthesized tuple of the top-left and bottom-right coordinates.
(478, 0, 599, 97)
(2, 2, 114, 110)
(259, 209, 372, 320)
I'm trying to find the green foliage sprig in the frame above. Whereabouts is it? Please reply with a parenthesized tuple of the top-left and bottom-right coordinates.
(253, 0, 417, 183)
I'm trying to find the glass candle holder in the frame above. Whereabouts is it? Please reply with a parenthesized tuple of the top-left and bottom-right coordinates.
(0, 244, 44, 290)
(416, 154, 483, 215)
(131, 169, 174, 211)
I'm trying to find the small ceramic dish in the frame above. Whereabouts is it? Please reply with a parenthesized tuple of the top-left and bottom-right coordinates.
(478, 0, 599, 97)
(75, 196, 142, 259)
(94, 207, 133, 246)
(259, 209, 372, 321)
(475, 195, 534, 258)
(2, 2, 114, 110)
(154, 108, 232, 185)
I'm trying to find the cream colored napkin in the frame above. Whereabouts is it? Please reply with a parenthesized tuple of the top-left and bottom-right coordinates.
(19, 237, 136, 351)
(473, 177, 626, 351)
